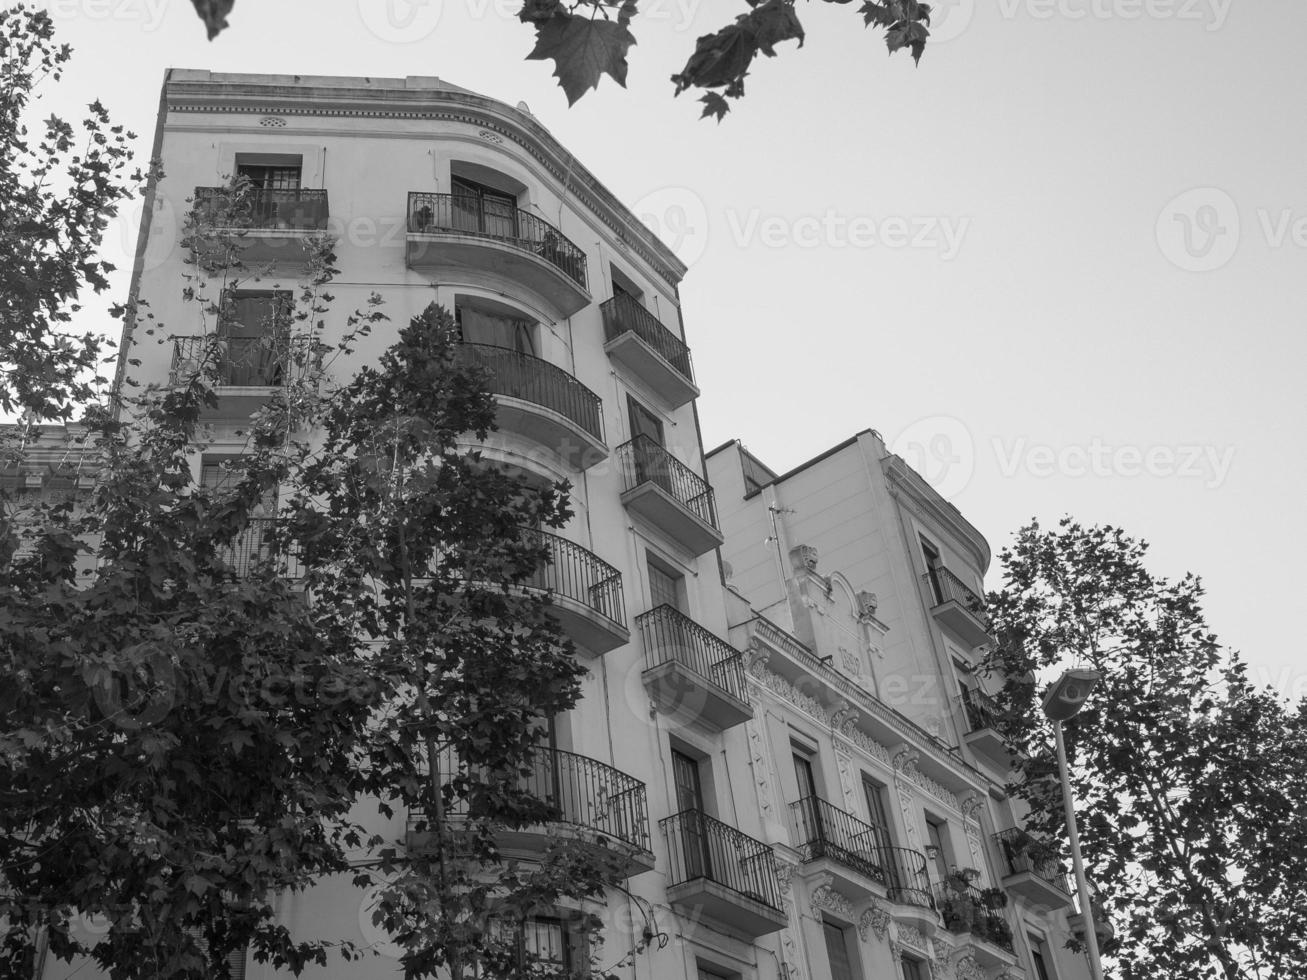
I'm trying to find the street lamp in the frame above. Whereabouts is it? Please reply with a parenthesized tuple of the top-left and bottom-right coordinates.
(1042, 668, 1106, 980)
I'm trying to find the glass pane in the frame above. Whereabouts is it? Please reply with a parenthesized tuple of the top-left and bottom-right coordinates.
(823, 922, 853, 980)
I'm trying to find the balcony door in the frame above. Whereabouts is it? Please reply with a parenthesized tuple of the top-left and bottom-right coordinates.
(672, 750, 711, 880)
(921, 536, 945, 605)
(218, 291, 292, 386)
(235, 159, 301, 228)
(451, 176, 517, 239)
(628, 396, 671, 491)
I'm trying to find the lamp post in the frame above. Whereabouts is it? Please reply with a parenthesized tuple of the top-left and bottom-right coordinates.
(1043, 668, 1106, 980)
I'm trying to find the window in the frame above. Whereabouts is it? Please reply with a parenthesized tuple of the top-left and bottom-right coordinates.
(671, 750, 703, 812)
(487, 916, 575, 975)
(647, 556, 685, 611)
(862, 777, 893, 848)
(236, 162, 301, 190)
(455, 299, 536, 355)
(925, 816, 953, 882)
(627, 395, 664, 446)
(792, 748, 818, 801)
(921, 536, 944, 605)
(451, 175, 517, 238)
(610, 264, 643, 302)
(217, 290, 292, 386)
(823, 921, 855, 980)
(900, 955, 928, 980)
(1029, 933, 1053, 980)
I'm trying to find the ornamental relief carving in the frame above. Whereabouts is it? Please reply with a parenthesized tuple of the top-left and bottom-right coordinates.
(746, 719, 777, 821)
(859, 900, 891, 943)
(809, 880, 856, 923)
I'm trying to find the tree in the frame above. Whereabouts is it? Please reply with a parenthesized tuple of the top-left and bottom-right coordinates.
(0, 162, 648, 980)
(188, 0, 935, 120)
(0, 3, 143, 420)
(983, 518, 1307, 980)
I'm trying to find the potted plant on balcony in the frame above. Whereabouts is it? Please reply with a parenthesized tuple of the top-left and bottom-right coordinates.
(940, 867, 983, 934)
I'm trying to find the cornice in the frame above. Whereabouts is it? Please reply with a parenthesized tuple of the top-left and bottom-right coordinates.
(882, 454, 991, 573)
(163, 77, 687, 290)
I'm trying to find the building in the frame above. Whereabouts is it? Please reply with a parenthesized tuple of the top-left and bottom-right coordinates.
(40, 71, 1096, 980)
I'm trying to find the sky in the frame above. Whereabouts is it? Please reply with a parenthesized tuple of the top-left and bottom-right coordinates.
(28, 0, 1307, 701)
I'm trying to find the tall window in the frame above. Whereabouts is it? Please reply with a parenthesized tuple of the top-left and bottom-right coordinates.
(823, 921, 855, 980)
(627, 394, 664, 446)
(901, 955, 928, 980)
(862, 777, 892, 849)
(925, 816, 953, 883)
(792, 749, 818, 801)
(451, 175, 517, 238)
(455, 302, 535, 355)
(921, 536, 944, 604)
(217, 290, 292, 386)
(1029, 933, 1053, 980)
(647, 556, 685, 611)
(671, 750, 703, 812)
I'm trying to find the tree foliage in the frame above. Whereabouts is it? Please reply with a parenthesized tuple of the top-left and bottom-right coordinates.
(984, 518, 1307, 980)
(0, 3, 143, 419)
(188, 0, 936, 120)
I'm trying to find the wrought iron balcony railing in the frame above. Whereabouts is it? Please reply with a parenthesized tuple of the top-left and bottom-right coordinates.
(171, 335, 290, 387)
(637, 604, 746, 701)
(407, 192, 588, 291)
(458, 343, 604, 444)
(193, 186, 330, 231)
(616, 435, 719, 530)
(412, 747, 650, 852)
(600, 294, 694, 382)
(521, 527, 626, 630)
(789, 796, 890, 885)
(933, 879, 1014, 951)
(661, 809, 785, 912)
(880, 846, 937, 909)
(925, 566, 991, 625)
(993, 829, 1070, 892)
(219, 518, 302, 579)
(959, 687, 1002, 734)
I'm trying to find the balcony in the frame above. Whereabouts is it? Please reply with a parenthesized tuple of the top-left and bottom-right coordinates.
(408, 747, 654, 879)
(172, 334, 284, 416)
(406, 192, 591, 316)
(958, 688, 1012, 767)
(600, 295, 698, 408)
(522, 528, 629, 655)
(458, 344, 607, 471)
(661, 810, 788, 938)
(933, 878, 1015, 967)
(617, 435, 723, 557)
(639, 605, 751, 732)
(789, 797, 888, 898)
(924, 567, 995, 649)
(993, 829, 1072, 911)
(192, 186, 330, 262)
(218, 518, 302, 579)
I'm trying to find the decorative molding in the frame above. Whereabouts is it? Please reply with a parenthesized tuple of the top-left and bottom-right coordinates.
(891, 923, 931, 956)
(834, 751, 857, 810)
(790, 544, 820, 572)
(859, 899, 891, 943)
(960, 793, 985, 824)
(476, 128, 505, 143)
(839, 645, 862, 677)
(810, 880, 856, 923)
(893, 746, 922, 774)
(882, 455, 990, 573)
(952, 953, 986, 980)
(258, 115, 287, 127)
(744, 639, 771, 675)
(746, 719, 777, 821)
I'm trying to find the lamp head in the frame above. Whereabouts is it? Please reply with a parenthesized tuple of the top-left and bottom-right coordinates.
(1042, 668, 1102, 723)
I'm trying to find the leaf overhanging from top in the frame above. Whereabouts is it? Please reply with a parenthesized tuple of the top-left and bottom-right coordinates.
(526, 12, 637, 106)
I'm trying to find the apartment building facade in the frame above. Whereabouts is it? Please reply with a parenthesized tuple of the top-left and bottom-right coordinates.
(34, 71, 1096, 980)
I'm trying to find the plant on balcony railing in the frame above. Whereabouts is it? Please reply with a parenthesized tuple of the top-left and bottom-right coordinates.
(637, 604, 746, 701)
(934, 871, 1014, 952)
(407, 191, 588, 290)
(959, 687, 1002, 734)
(193, 185, 330, 231)
(218, 517, 303, 579)
(599, 294, 694, 382)
(520, 527, 626, 629)
(457, 343, 604, 445)
(661, 809, 784, 912)
(993, 828, 1069, 891)
(616, 434, 719, 530)
(170, 334, 328, 389)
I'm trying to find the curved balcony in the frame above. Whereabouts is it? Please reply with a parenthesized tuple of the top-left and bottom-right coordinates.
(521, 527, 629, 655)
(933, 878, 1016, 967)
(600, 294, 698, 408)
(959, 688, 1012, 768)
(408, 747, 654, 878)
(192, 186, 329, 263)
(992, 829, 1072, 910)
(617, 435, 723, 557)
(924, 567, 995, 649)
(662, 809, 788, 938)
(407, 192, 591, 316)
(639, 604, 751, 732)
(458, 344, 607, 470)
